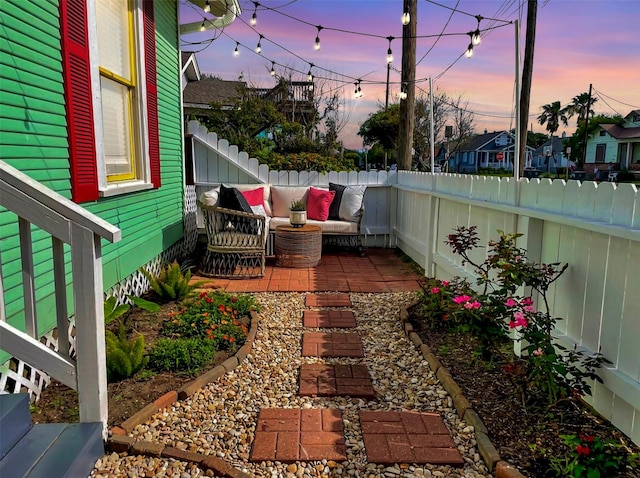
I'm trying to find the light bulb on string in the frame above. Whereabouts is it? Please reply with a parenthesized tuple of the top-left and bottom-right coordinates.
(233, 42, 239, 57)
(401, 11, 410, 25)
(314, 25, 322, 50)
(307, 63, 314, 82)
(399, 83, 408, 100)
(386, 36, 394, 64)
(204, 0, 210, 13)
(256, 35, 263, 54)
(250, 2, 258, 26)
(465, 43, 474, 59)
(472, 15, 483, 45)
(200, 19, 206, 31)
(270, 62, 275, 76)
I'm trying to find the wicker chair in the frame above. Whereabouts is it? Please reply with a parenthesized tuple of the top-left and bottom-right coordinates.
(200, 205, 266, 278)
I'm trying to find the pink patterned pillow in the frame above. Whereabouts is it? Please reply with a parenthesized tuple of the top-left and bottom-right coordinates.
(307, 187, 335, 221)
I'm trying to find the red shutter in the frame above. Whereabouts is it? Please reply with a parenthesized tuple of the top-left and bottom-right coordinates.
(143, 0, 161, 188)
(60, 0, 98, 202)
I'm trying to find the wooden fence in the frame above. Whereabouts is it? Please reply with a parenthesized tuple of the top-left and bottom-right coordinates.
(395, 172, 639, 445)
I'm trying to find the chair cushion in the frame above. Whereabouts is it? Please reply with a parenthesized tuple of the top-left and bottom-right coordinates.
(219, 185, 253, 213)
(270, 186, 309, 217)
(329, 183, 366, 221)
(307, 187, 335, 221)
(268, 217, 359, 234)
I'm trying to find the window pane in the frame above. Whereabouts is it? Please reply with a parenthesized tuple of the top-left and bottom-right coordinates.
(97, 0, 131, 80)
(101, 77, 133, 178)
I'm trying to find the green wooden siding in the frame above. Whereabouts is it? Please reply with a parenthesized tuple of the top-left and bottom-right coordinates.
(0, 0, 184, 364)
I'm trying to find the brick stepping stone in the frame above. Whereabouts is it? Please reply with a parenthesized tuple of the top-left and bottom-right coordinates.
(250, 408, 346, 462)
(303, 310, 356, 328)
(301, 332, 364, 357)
(360, 411, 464, 466)
(299, 364, 376, 399)
(305, 293, 352, 307)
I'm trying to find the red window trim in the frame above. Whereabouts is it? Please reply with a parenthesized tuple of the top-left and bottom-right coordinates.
(60, 0, 161, 202)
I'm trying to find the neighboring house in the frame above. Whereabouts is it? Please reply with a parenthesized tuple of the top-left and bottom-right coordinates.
(183, 70, 246, 116)
(449, 131, 535, 173)
(0, 0, 240, 434)
(181, 51, 201, 91)
(531, 134, 570, 172)
(584, 110, 640, 175)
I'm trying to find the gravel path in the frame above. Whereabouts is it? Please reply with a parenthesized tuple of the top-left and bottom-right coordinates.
(92, 292, 493, 478)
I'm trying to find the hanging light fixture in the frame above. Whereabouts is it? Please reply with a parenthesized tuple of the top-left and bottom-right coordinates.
(399, 83, 408, 100)
(307, 63, 314, 82)
(401, 11, 410, 25)
(354, 82, 359, 98)
(256, 35, 263, 54)
(233, 42, 239, 57)
(270, 61, 275, 76)
(386, 36, 394, 63)
(250, 2, 258, 26)
(314, 25, 323, 51)
(204, 0, 211, 13)
(200, 19, 206, 31)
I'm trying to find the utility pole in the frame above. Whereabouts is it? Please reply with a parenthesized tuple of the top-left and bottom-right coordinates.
(397, 0, 416, 171)
(517, 0, 537, 176)
(385, 63, 390, 110)
(581, 83, 593, 167)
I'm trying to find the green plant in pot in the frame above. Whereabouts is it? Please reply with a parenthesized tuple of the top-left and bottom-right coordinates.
(289, 199, 307, 228)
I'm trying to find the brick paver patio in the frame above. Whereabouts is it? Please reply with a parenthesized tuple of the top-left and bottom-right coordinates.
(303, 310, 357, 328)
(299, 364, 376, 399)
(250, 408, 346, 462)
(301, 332, 364, 357)
(359, 411, 464, 466)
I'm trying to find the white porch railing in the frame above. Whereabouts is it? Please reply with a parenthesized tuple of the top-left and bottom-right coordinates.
(0, 160, 121, 437)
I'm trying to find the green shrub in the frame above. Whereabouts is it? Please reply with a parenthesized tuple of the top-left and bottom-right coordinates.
(148, 338, 216, 374)
(104, 295, 160, 325)
(105, 324, 148, 382)
(140, 261, 196, 302)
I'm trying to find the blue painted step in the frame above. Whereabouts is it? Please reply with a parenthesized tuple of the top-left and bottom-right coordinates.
(0, 394, 104, 478)
(0, 393, 32, 460)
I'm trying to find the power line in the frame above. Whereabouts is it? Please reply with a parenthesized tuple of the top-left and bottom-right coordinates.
(416, 0, 459, 66)
(423, 0, 512, 23)
(592, 87, 640, 110)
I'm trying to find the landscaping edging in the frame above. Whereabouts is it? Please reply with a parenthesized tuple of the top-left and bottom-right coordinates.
(106, 310, 260, 478)
(400, 305, 526, 478)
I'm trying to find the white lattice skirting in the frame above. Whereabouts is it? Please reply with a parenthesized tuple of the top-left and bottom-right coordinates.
(0, 187, 199, 401)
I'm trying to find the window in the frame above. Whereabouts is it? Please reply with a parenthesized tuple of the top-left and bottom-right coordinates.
(97, 0, 136, 182)
(60, 0, 160, 203)
(595, 144, 606, 162)
(633, 143, 640, 163)
(599, 130, 606, 137)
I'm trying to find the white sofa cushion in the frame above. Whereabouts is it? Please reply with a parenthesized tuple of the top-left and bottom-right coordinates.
(269, 217, 358, 234)
(270, 186, 310, 217)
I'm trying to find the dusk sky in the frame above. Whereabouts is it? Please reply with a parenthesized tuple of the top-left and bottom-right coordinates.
(180, 0, 640, 149)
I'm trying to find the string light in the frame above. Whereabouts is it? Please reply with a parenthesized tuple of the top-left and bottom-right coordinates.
(399, 83, 408, 100)
(270, 61, 275, 76)
(233, 42, 239, 56)
(354, 80, 362, 98)
(204, 0, 210, 13)
(386, 36, 394, 63)
(314, 25, 323, 50)
(200, 19, 206, 32)
(465, 41, 474, 59)
(256, 34, 263, 54)
(307, 63, 314, 82)
(401, 11, 410, 25)
(250, 2, 258, 26)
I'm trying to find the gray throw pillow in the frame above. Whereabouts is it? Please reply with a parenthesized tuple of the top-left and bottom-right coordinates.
(329, 183, 366, 222)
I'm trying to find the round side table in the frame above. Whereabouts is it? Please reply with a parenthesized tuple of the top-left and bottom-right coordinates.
(275, 224, 322, 267)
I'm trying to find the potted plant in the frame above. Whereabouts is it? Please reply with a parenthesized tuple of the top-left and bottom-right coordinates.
(289, 199, 307, 228)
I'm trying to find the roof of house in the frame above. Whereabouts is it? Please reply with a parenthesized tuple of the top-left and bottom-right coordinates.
(457, 131, 510, 151)
(181, 51, 201, 83)
(601, 123, 640, 140)
(533, 136, 566, 156)
(183, 77, 245, 107)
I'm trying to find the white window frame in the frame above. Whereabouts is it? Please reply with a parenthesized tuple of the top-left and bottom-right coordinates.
(88, 0, 153, 197)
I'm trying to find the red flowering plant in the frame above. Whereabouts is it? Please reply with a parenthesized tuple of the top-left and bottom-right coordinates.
(546, 433, 639, 477)
(444, 226, 609, 405)
(416, 277, 474, 331)
(163, 290, 257, 351)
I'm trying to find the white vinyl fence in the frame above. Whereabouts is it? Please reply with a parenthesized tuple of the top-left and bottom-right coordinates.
(188, 120, 639, 445)
(395, 172, 639, 445)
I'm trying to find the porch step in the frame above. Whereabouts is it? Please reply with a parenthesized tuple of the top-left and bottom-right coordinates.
(0, 394, 104, 478)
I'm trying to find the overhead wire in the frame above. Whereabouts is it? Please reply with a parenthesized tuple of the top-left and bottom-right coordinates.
(592, 87, 640, 109)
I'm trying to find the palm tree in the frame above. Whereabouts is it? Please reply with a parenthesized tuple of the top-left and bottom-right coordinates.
(537, 101, 569, 174)
(537, 101, 569, 136)
(564, 92, 598, 125)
